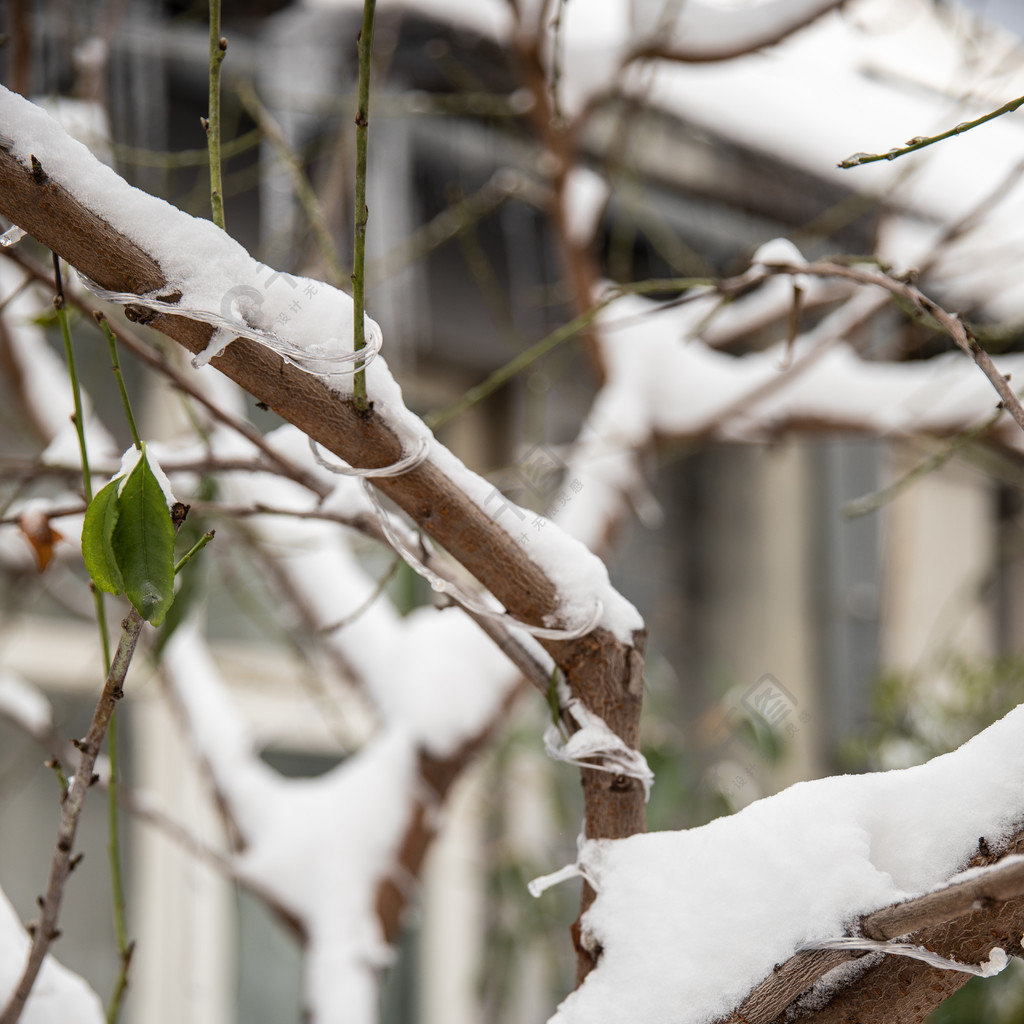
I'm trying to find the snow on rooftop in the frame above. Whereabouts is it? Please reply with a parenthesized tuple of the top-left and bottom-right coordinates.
(544, 699, 1024, 1024)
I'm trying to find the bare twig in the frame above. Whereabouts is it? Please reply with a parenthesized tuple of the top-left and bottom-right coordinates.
(844, 406, 1006, 518)
(235, 84, 347, 286)
(623, 0, 844, 65)
(840, 94, 1024, 169)
(755, 260, 1024, 434)
(0, 610, 146, 1024)
(110, 128, 261, 169)
(351, 0, 377, 412)
(205, 0, 227, 230)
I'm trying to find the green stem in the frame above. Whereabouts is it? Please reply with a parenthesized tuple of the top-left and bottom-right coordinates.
(53, 255, 93, 503)
(96, 314, 142, 450)
(111, 127, 260, 169)
(839, 94, 1024, 169)
(425, 275, 714, 430)
(843, 406, 1005, 518)
(207, 0, 227, 230)
(53, 254, 129, 1024)
(351, 0, 377, 413)
(174, 530, 216, 575)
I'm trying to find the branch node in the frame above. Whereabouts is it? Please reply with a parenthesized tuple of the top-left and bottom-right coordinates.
(30, 155, 47, 185)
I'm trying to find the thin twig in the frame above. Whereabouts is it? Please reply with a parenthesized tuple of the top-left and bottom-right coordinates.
(235, 83, 347, 286)
(365, 172, 521, 284)
(97, 313, 141, 450)
(843, 407, 1005, 518)
(840, 94, 1024, 169)
(173, 530, 215, 575)
(105, 704, 132, 1024)
(1, 248, 330, 499)
(757, 260, 1024, 435)
(0, 610, 146, 1024)
(52, 255, 92, 502)
(425, 276, 713, 430)
(351, 0, 377, 412)
(110, 127, 260, 169)
(318, 554, 399, 633)
(206, 0, 227, 230)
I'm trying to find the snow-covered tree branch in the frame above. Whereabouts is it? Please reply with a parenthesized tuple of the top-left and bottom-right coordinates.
(5, 1, 1024, 1023)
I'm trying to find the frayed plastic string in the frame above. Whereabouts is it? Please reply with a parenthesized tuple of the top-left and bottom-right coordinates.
(544, 698, 654, 800)
(528, 831, 600, 898)
(75, 273, 382, 376)
(0, 225, 26, 248)
(799, 937, 1008, 978)
(359, 479, 603, 641)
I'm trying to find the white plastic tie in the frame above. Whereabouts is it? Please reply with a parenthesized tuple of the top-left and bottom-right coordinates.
(527, 862, 584, 898)
(799, 937, 1008, 978)
(76, 274, 382, 376)
(528, 830, 599, 898)
(360, 481, 602, 641)
(544, 697, 655, 800)
(308, 432, 430, 479)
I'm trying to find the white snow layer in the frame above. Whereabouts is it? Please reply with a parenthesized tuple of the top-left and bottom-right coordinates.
(557, 284, 1024, 547)
(0, 671, 52, 736)
(0, 887, 105, 1024)
(213, 424, 525, 755)
(546, 701, 1024, 1024)
(0, 85, 376, 387)
(161, 623, 418, 1024)
(1, 84, 643, 644)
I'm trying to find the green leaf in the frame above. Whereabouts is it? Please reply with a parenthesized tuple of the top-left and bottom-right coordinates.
(111, 449, 176, 625)
(81, 477, 125, 594)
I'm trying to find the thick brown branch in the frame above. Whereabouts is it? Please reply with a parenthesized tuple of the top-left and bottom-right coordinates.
(0, 132, 647, 984)
(726, 846, 1024, 1024)
(863, 855, 1024, 942)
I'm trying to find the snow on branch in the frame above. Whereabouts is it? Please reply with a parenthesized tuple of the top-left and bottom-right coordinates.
(0, 886, 104, 1024)
(0, 84, 650, 856)
(552, 232, 1024, 555)
(211, 424, 527, 757)
(161, 622, 419, 1023)
(0, 84, 644, 641)
(535, 701, 1024, 1024)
